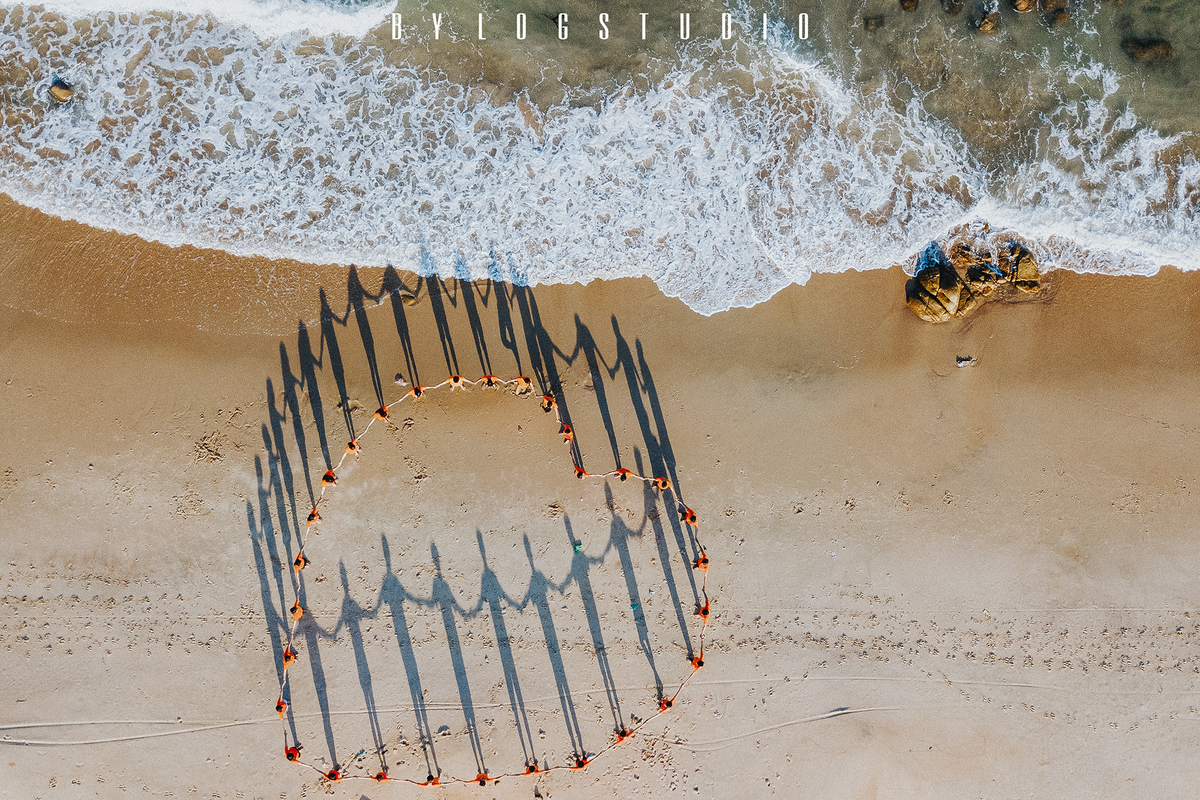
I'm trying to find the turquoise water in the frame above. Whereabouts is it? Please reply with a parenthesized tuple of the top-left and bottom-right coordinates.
(0, 0, 1197, 312)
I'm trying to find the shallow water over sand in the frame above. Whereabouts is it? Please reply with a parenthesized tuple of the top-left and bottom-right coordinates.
(0, 0, 1197, 314)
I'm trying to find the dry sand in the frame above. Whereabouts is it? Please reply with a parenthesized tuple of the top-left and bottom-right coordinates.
(2, 197, 1199, 799)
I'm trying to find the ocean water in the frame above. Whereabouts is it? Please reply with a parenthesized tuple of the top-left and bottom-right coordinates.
(0, 0, 1197, 314)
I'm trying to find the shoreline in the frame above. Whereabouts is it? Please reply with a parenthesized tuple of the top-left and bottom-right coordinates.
(3, 192, 1191, 337)
(0, 192, 360, 336)
(2, 203, 1200, 796)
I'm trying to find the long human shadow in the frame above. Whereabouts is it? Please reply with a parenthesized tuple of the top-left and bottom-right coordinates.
(335, 561, 387, 776)
(494, 281, 524, 375)
(553, 314, 696, 655)
(318, 288, 355, 438)
(634, 448, 693, 662)
(427, 543, 487, 778)
(522, 535, 586, 761)
(562, 515, 626, 732)
(452, 269, 494, 377)
(261, 390, 316, 631)
(378, 536, 439, 780)
(423, 275, 461, 378)
(598, 483, 665, 695)
(251, 448, 334, 764)
(510, 285, 582, 465)
(509, 284, 551, 393)
(253, 268, 701, 776)
(612, 320, 700, 634)
(246, 484, 298, 747)
(474, 532, 538, 769)
(635, 336, 687, 512)
(574, 316, 622, 468)
(263, 382, 301, 544)
(380, 267, 421, 388)
(295, 320, 333, 470)
(347, 266, 385, 409)
(277, 346, 315, 505)
(635, 335, 704, 608)
(261, 383, 342, 765)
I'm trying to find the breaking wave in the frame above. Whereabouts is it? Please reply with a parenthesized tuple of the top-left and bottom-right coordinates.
(1, 1, 1197, 314)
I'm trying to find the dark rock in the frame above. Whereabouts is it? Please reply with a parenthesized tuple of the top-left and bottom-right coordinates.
(863, 15, 884, 31)
(1121, 37, 1173, 63)
(906, 243, 980, 323)
(1039, 0, 1069, 22)
(950, 241, 1004, 297)
(941, 0, 964, 12)
(974, 0, 1000, 31)
(907, 267, 962, 323)
(49, 76, 72, 103)
(997, 241, 1040, 292)
(900, 0, 920, 10)
(1046, 8, 1069, 25)
(906, 228, 1043, 322)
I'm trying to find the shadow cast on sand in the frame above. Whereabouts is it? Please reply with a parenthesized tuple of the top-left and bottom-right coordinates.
(245, 269, 708, 784)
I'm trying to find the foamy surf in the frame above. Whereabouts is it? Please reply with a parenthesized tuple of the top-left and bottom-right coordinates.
(26, 0, 395, 37)
(0, 1, 1197, 316)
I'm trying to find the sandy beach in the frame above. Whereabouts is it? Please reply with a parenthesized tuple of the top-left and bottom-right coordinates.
(2, 197, 1200, 798)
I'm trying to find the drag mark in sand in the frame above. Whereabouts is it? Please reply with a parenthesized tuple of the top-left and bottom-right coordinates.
(653, 705, 915, 752)
(0, 719, 268, 747)
(270, 372, 712, 787)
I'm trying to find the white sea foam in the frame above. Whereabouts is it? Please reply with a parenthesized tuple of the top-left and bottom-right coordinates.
(24, 0, 394, 36)
(964, 53, 1200, 276)
(0, 4, 1197, 315)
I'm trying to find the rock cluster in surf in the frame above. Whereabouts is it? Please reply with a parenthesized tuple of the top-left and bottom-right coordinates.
(868, 0, 1070, 34)
(905, 225, 1041, 323)
(974, 0, 1001, 32)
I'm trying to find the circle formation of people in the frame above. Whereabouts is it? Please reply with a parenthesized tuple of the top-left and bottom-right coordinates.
(273, 373, 712, 786)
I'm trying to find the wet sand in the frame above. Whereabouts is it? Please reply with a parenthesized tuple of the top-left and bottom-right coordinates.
(2, 199, 1200, 798)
